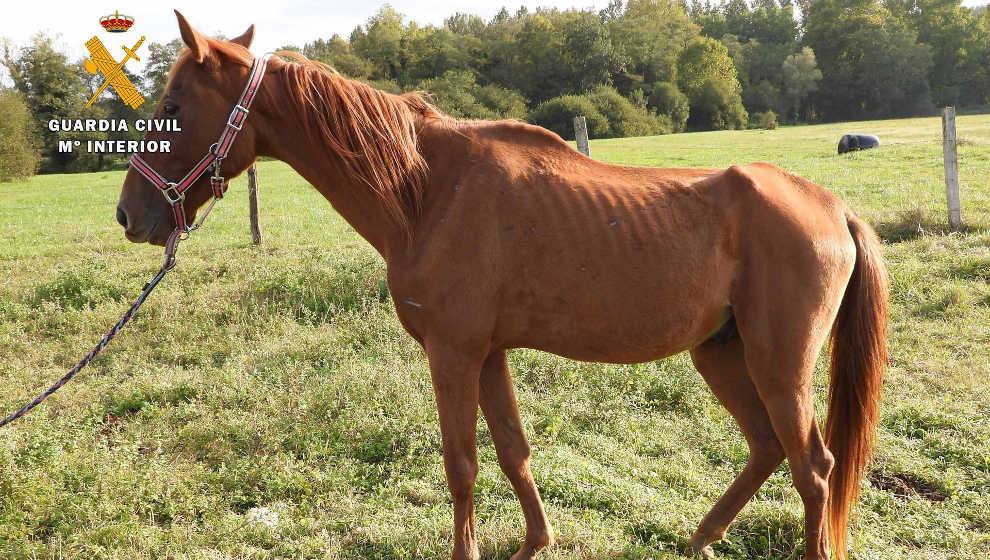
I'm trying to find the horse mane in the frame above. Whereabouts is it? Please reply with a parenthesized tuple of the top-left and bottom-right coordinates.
(209, 40, 444, 236)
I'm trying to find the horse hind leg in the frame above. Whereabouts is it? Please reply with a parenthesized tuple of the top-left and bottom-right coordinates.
(742, 348, 835, 560)
(734, 272, 847, 560)
(688, 327, 785, 558)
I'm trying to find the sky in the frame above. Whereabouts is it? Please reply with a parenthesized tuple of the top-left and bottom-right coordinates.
(1, 0, 986, 83)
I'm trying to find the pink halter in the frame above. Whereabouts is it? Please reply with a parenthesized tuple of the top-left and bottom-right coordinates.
(129, 54, 271, 250)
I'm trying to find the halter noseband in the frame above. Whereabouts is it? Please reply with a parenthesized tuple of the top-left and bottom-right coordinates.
(129, 54, 271, 261)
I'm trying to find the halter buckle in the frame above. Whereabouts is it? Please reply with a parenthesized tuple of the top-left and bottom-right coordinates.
(162, 183, 185, 204)
(226, 104, 249, 131)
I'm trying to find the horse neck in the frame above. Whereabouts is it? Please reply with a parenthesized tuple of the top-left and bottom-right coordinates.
(250, 73, 418, 260)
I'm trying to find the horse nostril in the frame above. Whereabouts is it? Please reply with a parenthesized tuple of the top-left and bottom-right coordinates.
(116, 207, 128, 228)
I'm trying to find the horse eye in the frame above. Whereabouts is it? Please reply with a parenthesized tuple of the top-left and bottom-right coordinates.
(163, 103, 179, 116)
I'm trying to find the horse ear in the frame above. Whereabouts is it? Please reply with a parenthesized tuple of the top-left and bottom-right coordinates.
(230, 25, 254, 49)
(174, 10, 210, 63)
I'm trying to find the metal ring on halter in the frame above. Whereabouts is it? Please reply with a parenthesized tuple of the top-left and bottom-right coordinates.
(162, 183, 184, 204)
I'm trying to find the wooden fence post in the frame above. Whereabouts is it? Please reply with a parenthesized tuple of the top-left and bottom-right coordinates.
(573, 116, 591, 157)
(942, 106, 962, 230)
(247, 164, 263, 244)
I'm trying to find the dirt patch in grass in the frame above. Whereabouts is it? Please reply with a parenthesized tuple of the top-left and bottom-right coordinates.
(870, 471, 947, 502)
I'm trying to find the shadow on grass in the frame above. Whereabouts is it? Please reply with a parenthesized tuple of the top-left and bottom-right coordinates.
(624, 512, 804, 560)
(913, 286, 965, 318)
(872, 207, 985, 243)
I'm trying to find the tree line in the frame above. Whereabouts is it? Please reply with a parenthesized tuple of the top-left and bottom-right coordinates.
(2, 0, 989, 180)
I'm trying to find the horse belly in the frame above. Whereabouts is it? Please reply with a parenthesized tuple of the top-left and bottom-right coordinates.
(497, 250, 734, 364)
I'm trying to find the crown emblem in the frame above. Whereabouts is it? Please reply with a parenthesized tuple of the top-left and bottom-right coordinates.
(100, 10, 135, 33)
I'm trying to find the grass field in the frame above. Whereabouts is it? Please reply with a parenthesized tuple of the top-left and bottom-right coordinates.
(1, 114, 988, 560)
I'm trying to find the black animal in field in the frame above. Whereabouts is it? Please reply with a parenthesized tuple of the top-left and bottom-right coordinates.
(838, 134, 881, 154)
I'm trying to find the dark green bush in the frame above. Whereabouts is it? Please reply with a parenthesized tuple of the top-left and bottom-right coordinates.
(527, 95, 609, 140)
(419, 71, 496, 119)
(418, 71, 528, 120)
(363, 78, 403, 94)
(648, 82, 690, 132)
(691, 78, 748, 130)
(587, 86, 670, 138)
(473, 84, 528, 120)
(748, 110, 779, 130)
(743, 79, 782, 114)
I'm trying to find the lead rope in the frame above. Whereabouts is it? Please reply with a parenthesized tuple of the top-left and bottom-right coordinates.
(0, 229, 185, 428)
(0, 54, 271, 429)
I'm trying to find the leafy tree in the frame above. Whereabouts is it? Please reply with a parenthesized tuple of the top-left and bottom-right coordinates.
(304, 36, 373, 78)
(742, 78, 781, 114)
(0, 88, 40, 181)
(886, 0, 973, 106)
(958, 8, 990, 105)
(677, 36, 746, 128)
(351, 4, 405, 80)
(143, 39, 184, 104)
(503, 14, 570, 102)
(418, 70, 494, 118)
(694, 0, 798, 46)
(692, 77, 748, 129)
(748, 109, 778, 129)
(607, 0, 700, 89)
(559, 11, 626, 94)
(479, 8, 625, 103)
(445, 13, 486, 35)
(780, 47, 822, 122)
(417, 70, 526, 120)
(804, 0, 934, 120)
(678, 36, 739, 98)
(648, 81, 690, 131)
(2, 34, 93, 172)
(473, 84, 528, 120)
(401, 26, 481, 85)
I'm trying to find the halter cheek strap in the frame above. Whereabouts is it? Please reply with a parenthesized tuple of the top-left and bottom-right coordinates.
(129, 53, 271, 235)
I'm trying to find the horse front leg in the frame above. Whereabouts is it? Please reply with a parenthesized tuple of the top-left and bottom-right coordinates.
(426, 339, 486, 560)
(479, 350, 553, 559)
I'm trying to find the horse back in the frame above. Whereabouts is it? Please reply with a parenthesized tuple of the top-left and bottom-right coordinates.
(390, 123, 852, 360)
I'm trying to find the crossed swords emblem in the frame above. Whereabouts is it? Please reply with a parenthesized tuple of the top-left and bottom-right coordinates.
(84, 35, 145, 109)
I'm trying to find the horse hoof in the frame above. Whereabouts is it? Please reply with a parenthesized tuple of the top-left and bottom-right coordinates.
(687, 542, 715, 559)
(509, 546, 540, 560)
(509, 532, 553, 560)
(695, 546, 715, 559)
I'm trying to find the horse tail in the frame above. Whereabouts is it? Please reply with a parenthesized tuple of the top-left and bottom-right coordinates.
(825, 213, 888, 559)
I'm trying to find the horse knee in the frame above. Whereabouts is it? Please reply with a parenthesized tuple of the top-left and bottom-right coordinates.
(446, 457, 479, 501)
(793, 449, 834, 504)
(817, 447, 835, 478)
(496, 443, 532, 477)
(750, 435, 785, 470)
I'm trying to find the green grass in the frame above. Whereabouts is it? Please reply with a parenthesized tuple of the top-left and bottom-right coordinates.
(1, 114, 988, 559)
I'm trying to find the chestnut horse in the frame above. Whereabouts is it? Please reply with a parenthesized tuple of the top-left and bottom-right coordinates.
(116, 12, 887, 560)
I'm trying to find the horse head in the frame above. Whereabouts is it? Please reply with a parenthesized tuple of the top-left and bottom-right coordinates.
(116, 11, 258, 245)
